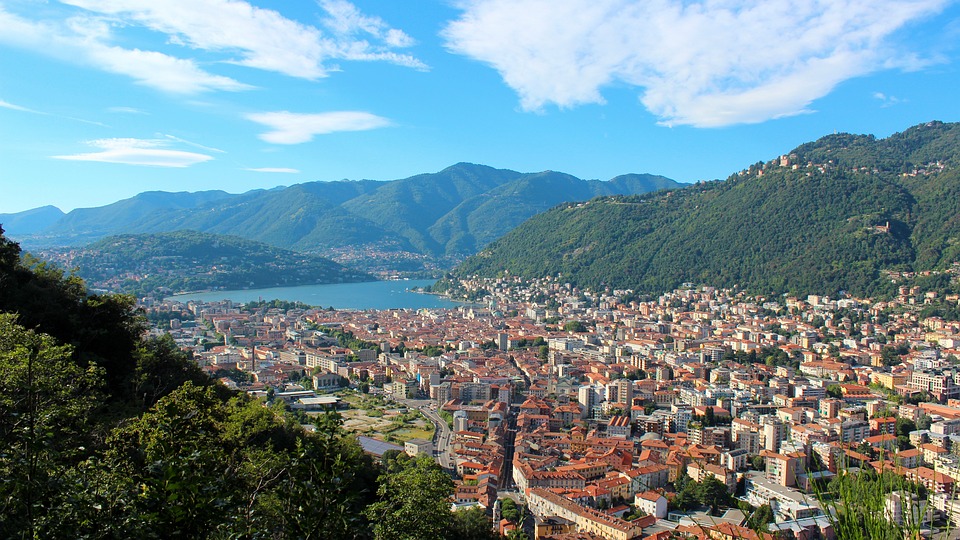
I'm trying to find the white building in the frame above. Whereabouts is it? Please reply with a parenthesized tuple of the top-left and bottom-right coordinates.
(634, 491, 667, 519)
(404, 438, 433, 458)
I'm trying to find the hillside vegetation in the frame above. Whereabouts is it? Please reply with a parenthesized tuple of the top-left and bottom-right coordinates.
(454, 121, 960, 298)
(9, 164, 681, 264)
(44, 230, 372, 296)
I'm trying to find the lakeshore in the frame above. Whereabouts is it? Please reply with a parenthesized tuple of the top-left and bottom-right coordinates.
(166, 279, 461, 310)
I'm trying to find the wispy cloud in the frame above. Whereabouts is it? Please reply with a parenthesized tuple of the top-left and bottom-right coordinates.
(0, 7, 249, 94)
(319, 0, 427, 69)
(87, 42, 253, 93)
(244, 167, 300, 174)
(108, 106, 147, 114)
(159, 134, 226, 153)
(873, 92, 906, 107)
(52, 137, 214, 167)
(0, 95, 107, 126)
(246, 111, 391, 144)
(0, 1, 423, 94)
(60, 0, 425, 77)
(0, 98, 37, 113)
(443, 0, 949, 127)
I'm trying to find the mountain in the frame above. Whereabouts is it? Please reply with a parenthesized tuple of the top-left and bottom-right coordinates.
(32, 190, 240, 246)
(428, 171, 678, 255)
(0, 205, 64, 235)
(48, 230, 372, 296)
(13, 164, 683, 272)
(453, 121, 960, 298)
(122, 180, 393, 251)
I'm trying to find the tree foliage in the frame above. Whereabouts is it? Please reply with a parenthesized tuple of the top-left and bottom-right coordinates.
(366, 454, 455, 540)
(0, 228, 400, 538)
(455, 121, 960, 298)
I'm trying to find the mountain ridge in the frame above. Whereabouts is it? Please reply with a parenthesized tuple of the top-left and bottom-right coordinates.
(6, 164, 683, 272)
(452, 121, 960, 298)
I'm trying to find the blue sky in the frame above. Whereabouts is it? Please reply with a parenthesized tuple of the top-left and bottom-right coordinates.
(1, 0, 959, 214)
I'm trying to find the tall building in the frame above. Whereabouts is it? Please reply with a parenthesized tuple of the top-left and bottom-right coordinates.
(578, 384, 605, 419)
(606, 379, 634, 408)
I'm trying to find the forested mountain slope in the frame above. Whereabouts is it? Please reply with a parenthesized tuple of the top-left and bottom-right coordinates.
(52, 230, 371, 296)
(9, 164, 681, 263)
(454, 121, 960, 297)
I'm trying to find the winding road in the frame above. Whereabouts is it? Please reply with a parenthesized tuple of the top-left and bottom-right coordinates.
(397, 397, 454, 470)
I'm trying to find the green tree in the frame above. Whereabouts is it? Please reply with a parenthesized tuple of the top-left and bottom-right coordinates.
(271, 410, 377, 539)
(746, 504, 774, 532)
(895, 417, 917, 437)
(501, 497, 520, 522)
(366, 454, 454, 540)
(563, 320, 586, 332)
(696, 475, 732, 513)
(0, 315, 103, 539)
(450, 506, 499, 540)
(506, 530, 530, 540)
(132, 333, 209, 409)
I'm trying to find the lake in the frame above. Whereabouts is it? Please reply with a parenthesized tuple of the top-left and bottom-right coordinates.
(166, 279, 460, 310)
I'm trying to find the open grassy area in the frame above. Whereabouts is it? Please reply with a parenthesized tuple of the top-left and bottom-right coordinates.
(335, 390, 434, 445)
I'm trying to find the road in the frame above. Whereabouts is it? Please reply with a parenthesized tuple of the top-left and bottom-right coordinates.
(396, 397, 454, 471)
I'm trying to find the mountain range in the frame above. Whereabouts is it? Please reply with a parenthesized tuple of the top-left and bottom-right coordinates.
(453, 121, 960, 298)
(3, 164, 681, 272)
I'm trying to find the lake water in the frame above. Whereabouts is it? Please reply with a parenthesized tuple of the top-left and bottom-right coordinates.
(166, 279, 459, 310)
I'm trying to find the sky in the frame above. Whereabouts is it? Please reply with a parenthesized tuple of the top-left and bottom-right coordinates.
(1, 0, 960, 214)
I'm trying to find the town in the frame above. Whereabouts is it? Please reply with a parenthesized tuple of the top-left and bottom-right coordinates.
(143, 274, 960, 540)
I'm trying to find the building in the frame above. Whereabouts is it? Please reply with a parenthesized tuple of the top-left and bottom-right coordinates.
(312, 370, 342, 390)
(404, 438, 433, 458)
(525, 488, 645, 540)
(607, 415, 632, 439)
(743, 473, 823, 522)
(634, 491, 667, 519)
(910, 370, 960, 402)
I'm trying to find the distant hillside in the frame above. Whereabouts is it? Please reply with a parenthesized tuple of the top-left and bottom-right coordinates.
(45, 230, 372, 296)
(0, 205, 64, 235)
(13, 164, 683, 272)
(428, 171, 678, 254)
(453, 121, 960, 298)
(33, 190, 240, 246)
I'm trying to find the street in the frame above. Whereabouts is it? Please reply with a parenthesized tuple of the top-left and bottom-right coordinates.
(395, 396, 454, 471)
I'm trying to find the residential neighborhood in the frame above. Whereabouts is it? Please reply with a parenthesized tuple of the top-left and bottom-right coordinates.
(144, 273, 960, 540)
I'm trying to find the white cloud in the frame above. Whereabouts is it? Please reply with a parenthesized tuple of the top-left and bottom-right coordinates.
(0, 94, 107, 126)
(246, 111, 391, 144)
(873, 92, 905, 107)
(86, 43, 253, 93)
(319, 0, 427, 69)
(159, 134, 226, 153)
(443, 0, 948, 127)
(108, 106, 147, 114)
(52, 137, 214, 167)
(59, 0, 426, 76)
(244, 167, 300, 173)
(0, 8, 249, 94)
(0, 1, 423, 94)
(0, 98, 36, 113)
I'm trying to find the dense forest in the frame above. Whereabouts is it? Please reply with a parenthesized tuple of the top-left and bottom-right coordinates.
(0, 227, 498, 539)
(454, 121, 960, 298)
(41, 230, 372, 297)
